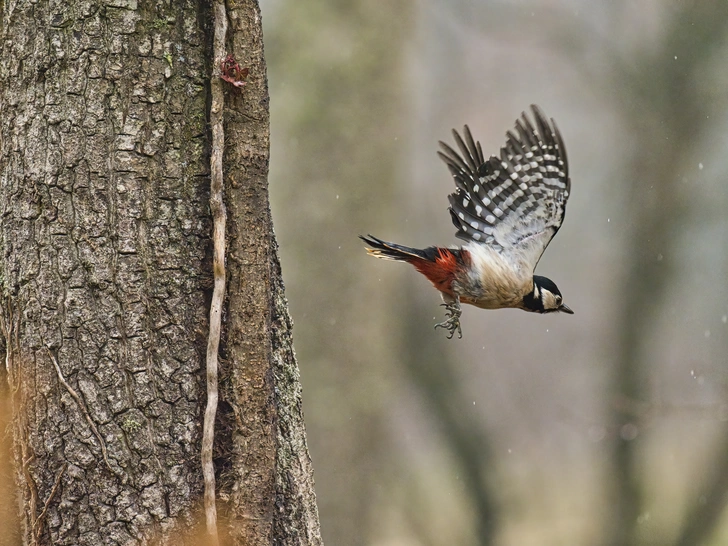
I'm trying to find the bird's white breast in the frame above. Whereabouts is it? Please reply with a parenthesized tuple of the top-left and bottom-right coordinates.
(459, 242, 532, 309)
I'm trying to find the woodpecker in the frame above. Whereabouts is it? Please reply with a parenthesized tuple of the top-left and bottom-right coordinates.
(360, 105, 573, 339)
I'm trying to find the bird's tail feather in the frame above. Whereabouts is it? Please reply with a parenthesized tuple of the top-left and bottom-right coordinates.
(359, 235, 429, 262)
(360, 234, 465, 296)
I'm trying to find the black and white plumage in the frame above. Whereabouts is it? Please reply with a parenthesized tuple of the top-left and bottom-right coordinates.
(361, 105, 573, 338)
(438, 104, 570, 276)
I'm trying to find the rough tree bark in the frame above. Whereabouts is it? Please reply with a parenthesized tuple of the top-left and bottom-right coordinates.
(0, 1, 321, 545)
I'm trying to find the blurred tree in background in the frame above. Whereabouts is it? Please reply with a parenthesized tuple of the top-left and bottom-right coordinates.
(265, 1, 414, 544)
(265, 1, 728, 545)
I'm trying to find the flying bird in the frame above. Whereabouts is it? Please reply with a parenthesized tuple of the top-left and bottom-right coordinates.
(360, 105, 573, 339)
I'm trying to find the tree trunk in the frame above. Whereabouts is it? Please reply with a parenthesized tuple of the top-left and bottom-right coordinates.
(0, 1, 321, 545)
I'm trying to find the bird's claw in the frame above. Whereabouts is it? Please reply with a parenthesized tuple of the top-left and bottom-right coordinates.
(435, 302, 462, 339)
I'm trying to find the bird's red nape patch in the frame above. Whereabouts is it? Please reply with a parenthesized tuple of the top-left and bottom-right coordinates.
(409, 248, 469, 296)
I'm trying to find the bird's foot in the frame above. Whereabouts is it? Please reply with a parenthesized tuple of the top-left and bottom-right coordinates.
(435, 301, 462, 339)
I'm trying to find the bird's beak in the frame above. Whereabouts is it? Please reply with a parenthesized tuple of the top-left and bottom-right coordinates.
(559, 304, 574, 314)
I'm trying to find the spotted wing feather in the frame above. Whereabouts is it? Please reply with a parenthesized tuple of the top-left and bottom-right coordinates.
(437, 105, 570, 273)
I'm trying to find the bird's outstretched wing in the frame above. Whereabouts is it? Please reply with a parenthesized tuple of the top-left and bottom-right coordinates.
(437, 105, 570, 273)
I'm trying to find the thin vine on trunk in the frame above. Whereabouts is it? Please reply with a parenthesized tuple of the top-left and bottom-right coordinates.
(202, 0, 230, 543)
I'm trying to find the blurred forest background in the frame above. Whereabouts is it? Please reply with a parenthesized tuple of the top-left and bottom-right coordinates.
(263, 1, 728, 545)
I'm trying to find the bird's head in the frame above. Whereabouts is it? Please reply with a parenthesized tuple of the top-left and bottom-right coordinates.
(522, 275, 574, 314)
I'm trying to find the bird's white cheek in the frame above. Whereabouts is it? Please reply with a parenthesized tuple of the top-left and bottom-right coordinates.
(541, 292, 557, 310)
